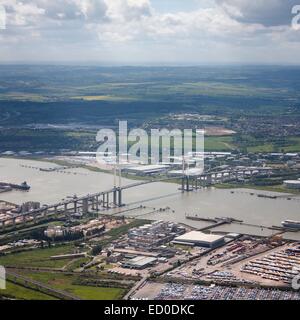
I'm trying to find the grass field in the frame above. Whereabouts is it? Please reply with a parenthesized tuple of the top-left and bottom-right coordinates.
(281, 137, 300, 152)
(0, 244, 76, 268)
(205, 136, 235, 151)
(73, 95, 136, 102)
(22, 271, 126, 300)
(246, 143, 275, 153)
(65, 257, 90, 272)
(1, 282, 56, 300)
(244, 136, 300, 153)
(0, 93, 47, 102)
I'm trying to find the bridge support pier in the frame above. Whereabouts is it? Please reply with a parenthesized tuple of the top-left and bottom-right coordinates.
(102, 194, 105, 207)
(82, 199, 88, 214)
(181, 176, 193, 192)
(54, 206, 58, 218)
(118, 188, 123, 207)
(113, 188, 117, 206)
(106, 193, 110, 208)
(206, 175, 212, 185)
(221, 173, 225, 183)
(74, 201, 77, 213)
(95, 196, 99, 211)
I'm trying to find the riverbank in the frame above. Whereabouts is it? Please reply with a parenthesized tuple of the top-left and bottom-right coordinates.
(215, 183, 300, 195)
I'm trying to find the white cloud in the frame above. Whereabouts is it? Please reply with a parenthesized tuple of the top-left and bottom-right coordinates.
(105, 0, 152, 20)
(0, 0, 300, 64)
(95, 5, 271, 44)
(3, 0, 108, 25)
(216, 0, 299, 26)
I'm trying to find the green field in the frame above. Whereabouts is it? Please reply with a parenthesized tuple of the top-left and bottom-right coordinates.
(1, 282, 56, 300)
(246, 140, 300, 153)
(231, 135, 300, 153)
(280, 137, 300, 152)
(246, 144, 275, 153)
(205, 136, 235, 151)
(1, 272, 126, 300)
(0, 244, 76, 268)
(73, 95, 137, 102)
(21, 271, 126, 300)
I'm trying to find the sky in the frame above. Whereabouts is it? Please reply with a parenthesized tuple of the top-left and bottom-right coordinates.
(0, 0, 300, 65)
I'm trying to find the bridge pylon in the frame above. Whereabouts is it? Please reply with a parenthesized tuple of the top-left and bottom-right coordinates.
(181, 176, 194, 192)
(113, 187, 117, 206)
(117, 187, 124, 207)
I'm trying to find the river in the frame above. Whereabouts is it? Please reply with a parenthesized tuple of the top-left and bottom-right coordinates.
(0, 158, 299, 238)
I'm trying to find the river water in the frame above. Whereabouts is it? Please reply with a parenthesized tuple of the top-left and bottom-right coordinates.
(0, 158, 300, 238)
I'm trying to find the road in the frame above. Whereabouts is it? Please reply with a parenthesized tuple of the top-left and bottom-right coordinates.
(123, 276, 148, 300)
(6, 269, 82, 300)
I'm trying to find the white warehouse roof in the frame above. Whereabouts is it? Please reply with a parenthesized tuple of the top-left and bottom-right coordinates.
(168, 168, 203, 176)
(284, 180, 300, 185)
(174, 231, 225, 245)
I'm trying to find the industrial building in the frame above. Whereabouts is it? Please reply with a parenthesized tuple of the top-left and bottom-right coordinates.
(44, 219, 105, 240)
(168, 168, 203, 177)
(172, 231, 225, 249)
(122, 256, 157, 269)
(283, 180, 300, 189)
(127, 221, 186, 249)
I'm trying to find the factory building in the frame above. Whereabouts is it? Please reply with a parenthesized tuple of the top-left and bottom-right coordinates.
(172, 231, 225, 249)
(284, 180, 300, 189)
(127, 221, 186, 249)
(122, 256, 157, 270)
(168, 168, 203, 177)
(44, 220, 105, 240)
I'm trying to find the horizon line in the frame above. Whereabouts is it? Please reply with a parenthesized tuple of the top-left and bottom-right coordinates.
(0, 62, 300, 68)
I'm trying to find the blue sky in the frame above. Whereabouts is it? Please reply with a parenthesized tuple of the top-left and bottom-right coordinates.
(0, 0, 300, 64)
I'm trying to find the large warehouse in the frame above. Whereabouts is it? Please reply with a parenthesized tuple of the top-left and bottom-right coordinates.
(284, 180, 300, 189)
(172, 231, 225, 249)
(122, 256, 157, 269)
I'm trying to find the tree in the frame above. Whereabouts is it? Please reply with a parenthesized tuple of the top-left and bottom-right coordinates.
(91, 245, 102, 256)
